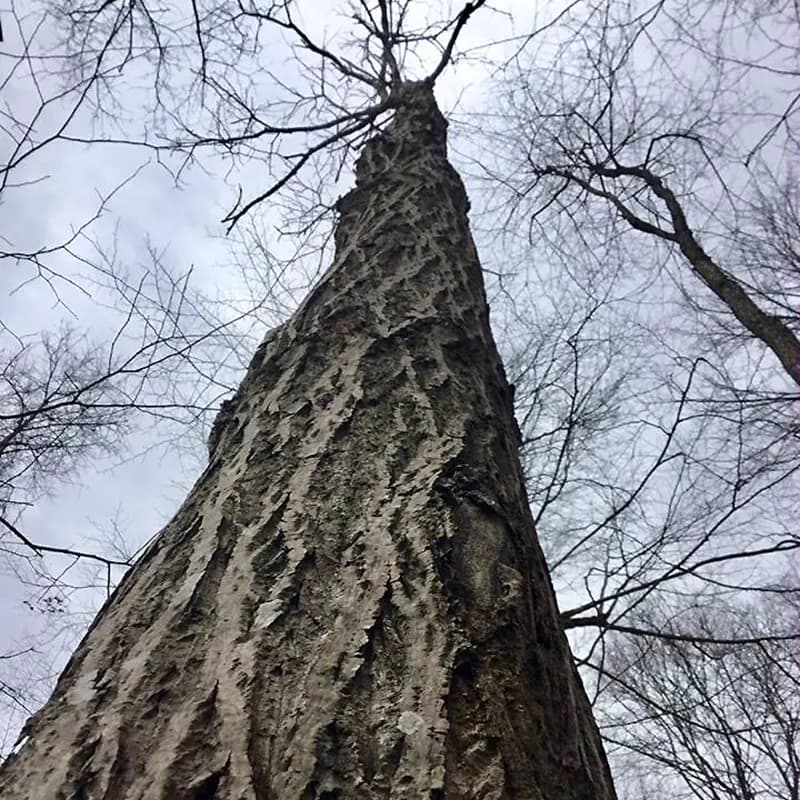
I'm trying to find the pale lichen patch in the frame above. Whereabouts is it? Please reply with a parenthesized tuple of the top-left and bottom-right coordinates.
(397, 710, 425, 735)
(65, 669, 99, 706)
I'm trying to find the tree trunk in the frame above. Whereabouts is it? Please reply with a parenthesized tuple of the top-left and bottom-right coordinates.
(0, 83, 616, 800)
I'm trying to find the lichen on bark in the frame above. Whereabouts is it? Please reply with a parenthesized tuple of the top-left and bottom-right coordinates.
(0, 82, 616, 800)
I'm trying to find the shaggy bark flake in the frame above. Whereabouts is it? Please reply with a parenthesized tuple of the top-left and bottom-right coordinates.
(0, 83, 616, 800)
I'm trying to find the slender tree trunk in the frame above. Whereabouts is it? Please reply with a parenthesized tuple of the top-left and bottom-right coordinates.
(0, 83, 616, 800)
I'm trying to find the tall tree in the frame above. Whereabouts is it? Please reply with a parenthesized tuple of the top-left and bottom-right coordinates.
(0, 10, 618, 798)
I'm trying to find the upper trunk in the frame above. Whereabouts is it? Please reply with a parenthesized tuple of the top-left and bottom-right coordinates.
(0, 83, 616, 800)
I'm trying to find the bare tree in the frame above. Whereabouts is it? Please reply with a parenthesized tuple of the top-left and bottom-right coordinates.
(0, 3, 619, 798)
(602, 596, 800, 800)
(490, 0, 800, 385)
(0, 249, 272, 742)
(1, 0, 796, 795)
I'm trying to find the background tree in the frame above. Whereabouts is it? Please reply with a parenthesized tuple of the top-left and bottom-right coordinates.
(470, 0, 799, 796)
(0, 1, 279, 738)
(604, 594, 800, 800)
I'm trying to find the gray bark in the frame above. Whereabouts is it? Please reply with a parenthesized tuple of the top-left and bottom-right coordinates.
(0, 83, 616, 800)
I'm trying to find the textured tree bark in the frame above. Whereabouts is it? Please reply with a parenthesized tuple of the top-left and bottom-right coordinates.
(0, 83, 616, 800)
